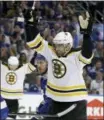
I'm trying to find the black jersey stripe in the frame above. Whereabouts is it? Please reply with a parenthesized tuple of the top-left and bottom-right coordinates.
(47, 85, 87, 93)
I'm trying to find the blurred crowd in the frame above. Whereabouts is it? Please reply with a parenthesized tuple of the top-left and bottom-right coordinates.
(0, 1, 104, 95)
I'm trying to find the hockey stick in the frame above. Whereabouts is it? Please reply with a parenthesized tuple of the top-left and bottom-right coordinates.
(32, 1, 36, 10)
(9, 104, 77, 118)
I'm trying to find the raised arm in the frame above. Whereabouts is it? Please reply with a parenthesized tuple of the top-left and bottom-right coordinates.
(78, 8, 95, 64)
(23, 2, 48, 57)
(23, 2, 39, 42)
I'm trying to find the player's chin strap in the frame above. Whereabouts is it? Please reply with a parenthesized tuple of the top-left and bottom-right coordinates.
(9, 104, 77, 118)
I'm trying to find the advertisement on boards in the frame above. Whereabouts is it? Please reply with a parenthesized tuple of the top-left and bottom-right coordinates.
(16, 94, 103, 120)
(87, 96, 103, 120)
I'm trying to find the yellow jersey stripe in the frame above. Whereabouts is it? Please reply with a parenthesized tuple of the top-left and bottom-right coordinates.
(1, 88, 23, 92)
(47, 82, 86, 91)
(47, 88, 87, 96)
(28, 63, 35, 72)
(1, 91, 23, 96)
(28, 65, 34, 72)
(35, 42, 44, 52)
(78, 53, 94, 64)
(27, 33, 43, 48)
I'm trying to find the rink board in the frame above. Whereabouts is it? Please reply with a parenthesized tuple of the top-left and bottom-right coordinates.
(16, 94, 103, 120)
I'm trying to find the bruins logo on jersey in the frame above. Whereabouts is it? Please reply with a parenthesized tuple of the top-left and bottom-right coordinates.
(52, 59, 66, 78)
(6, 72, 17, 85)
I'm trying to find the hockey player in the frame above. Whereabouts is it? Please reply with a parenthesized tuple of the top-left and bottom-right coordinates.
(30, 53, 52, 120)
(0, 56, 36, 119)
(24, 3, 95, 120)
(0, 95, 8, 120)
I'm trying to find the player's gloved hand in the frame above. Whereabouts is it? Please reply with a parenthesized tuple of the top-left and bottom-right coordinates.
(23, 8, 34, 26)
(78, 4, 96, 34)
(23, 7, 39, 41)
(79, 11, 90, 30)
(78, 11, 91, 34)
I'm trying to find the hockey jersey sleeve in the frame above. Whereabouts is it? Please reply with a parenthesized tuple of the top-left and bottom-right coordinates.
(26, 33, 48, 59)
(78, 34, 94, 64)
(27, 62, 36, 74)
(24, 6, 49, 58)
(78, 11, 94, 64)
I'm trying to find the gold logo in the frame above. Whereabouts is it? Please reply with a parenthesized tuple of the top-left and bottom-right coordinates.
(52, 59, 66, 78)
(6, 72, 17, 85)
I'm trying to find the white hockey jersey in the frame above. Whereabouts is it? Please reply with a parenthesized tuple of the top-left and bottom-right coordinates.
(27, 33, 93, 102)
(1, 62, 35, 99)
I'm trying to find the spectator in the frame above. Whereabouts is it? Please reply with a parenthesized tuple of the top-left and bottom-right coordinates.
(94, 41, 104, 58)
(48, 8, 55, 20)
(92, 24, 104, 41)
(90, 71, 103, 95)
(83, 68, 92, 93)
(87, 59, 104, 79)
(71, 15, 80, 47)
(18, 52, 28, 67)
(5, 2, 16, 18)
(55, 2, 63, 19)
(0, 46, 9, 64)
(0, 25, 11, 46)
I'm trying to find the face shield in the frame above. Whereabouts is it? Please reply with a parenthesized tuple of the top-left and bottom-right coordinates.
(53, 32, 73, 57)
(8, 56, 19, 70)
